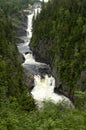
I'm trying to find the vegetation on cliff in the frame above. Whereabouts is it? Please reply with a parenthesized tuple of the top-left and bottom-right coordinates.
(0, 0, 36, 127)
(0, 0, 86, 129)
(0, 0, 40, 38)
(31, 0, 86, 107)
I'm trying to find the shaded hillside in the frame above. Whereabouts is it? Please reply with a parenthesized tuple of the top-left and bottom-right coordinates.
(31, 0, 86, 105)
(0, 0, 36, 114)
(0, 0, 86, 129)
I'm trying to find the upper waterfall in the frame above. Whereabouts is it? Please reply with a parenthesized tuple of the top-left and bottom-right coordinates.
(40, 0, 49, 2)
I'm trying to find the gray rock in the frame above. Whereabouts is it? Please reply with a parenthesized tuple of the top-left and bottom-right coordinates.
(18, 53, 25, 63)
(24, 68, 34, 91)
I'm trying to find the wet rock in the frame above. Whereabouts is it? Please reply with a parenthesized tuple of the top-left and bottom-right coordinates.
(16, 10, 35, 92)
(23, 63, 51, 76)
(38, 66, 51, 77)
(14, 11, 28, 39)
(16, 27, 27, 37)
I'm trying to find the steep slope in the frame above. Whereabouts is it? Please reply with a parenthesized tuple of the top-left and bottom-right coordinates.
(0, 0, 86, 129)
(31, 0, 86, 105)
(0, 0, 36, 112)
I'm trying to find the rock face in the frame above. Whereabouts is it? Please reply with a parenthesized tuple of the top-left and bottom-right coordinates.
(52, 67, 70, 98)
(30, 39, 73, 100)
(31, 38, 86, 101)
(31, 39, 53, 65)
(15, 12, 27, 37)
(18, 53, 25, 63)
(15, 11, 28, 40)
(16, 10, 35, 91)
(24, 69, 34, 91)
(30, 0, 86, 107)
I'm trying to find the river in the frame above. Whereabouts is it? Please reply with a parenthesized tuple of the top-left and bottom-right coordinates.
(17, 1, 73, 108)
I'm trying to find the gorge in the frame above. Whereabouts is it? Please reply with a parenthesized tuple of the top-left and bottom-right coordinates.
(0, 0, 86, 129)
(17, 0, 73, 108)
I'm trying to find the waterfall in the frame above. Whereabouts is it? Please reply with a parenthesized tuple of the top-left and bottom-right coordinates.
(17, 1, 74, 108)
(40, 0, 49, 2)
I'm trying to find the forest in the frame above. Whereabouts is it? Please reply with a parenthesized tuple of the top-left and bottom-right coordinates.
(31, 0, 86, 107)
(0, 0, 86, 129)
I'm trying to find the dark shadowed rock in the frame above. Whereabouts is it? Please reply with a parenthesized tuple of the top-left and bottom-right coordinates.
(24, 69, 34, 91)
(19, 53, 25, 63)
(23, 63, 51, 76)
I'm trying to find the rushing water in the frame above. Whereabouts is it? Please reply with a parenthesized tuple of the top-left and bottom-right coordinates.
(18, 1, 73, 108)
(40, 0, 49, 2)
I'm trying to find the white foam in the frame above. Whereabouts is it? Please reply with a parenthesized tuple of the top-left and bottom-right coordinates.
(31, 75, 69, 104)
(40, 0, 49, 2)
(27, 13, 34, 40)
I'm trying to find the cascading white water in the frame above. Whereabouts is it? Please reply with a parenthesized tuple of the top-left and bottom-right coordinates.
(34, 7, 41, 19)
(18, 1, 73, 108)
(27, 14, 33, 39)
(31, 75, 68, 103)
(40, 0, 49, 2)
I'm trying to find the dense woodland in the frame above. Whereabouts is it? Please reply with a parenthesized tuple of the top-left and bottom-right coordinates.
(0, 0, 86, 129)
(0, 0, 36, 129)
(31, 0, 86, 107)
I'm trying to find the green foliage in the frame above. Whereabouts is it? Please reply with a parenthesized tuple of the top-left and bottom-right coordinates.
(0, 102, 86, 130)
(0, 0, 32, 16)
(0, 0, 36, 118)
(31, 0, 86, 106)
(0, 0, 86, 129)
(74, 91, 86, 109)
(0, 0, 37, 29)
(20, 93, 37, 111)
(0, 17, 26, 99)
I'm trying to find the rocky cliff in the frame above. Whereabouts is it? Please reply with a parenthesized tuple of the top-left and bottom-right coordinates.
(30, 0, 86, 102)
